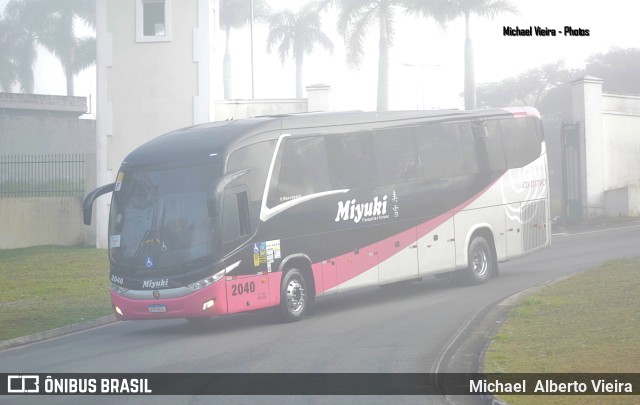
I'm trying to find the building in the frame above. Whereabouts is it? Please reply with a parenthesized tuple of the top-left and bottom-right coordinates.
(95, 0, 214, 247)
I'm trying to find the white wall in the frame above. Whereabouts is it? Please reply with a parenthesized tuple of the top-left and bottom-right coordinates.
(215, 99, 307, 120)
(602, 94, 640, 191)
(0, 198, 88, 249)
(571, 77, 640, 218)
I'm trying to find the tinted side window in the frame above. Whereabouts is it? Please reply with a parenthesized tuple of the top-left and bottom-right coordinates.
(222, 192, 241, 243)
(417, 123, 478, 180)
(499, 118, 541, 168)
(474, 121, 507, 173)
(326, 132, 378, 189)
(227, 140, 277, 231)
(372, 128, 421, 184)
(269, 136, 332, 206)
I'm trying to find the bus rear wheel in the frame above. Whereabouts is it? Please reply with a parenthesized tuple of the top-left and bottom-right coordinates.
(454, 236, 494, 285)
(279, 269, 308, 322)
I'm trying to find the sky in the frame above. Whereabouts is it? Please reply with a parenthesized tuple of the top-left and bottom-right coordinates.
(219, 0, 640, 110)
(3, 0, 640, 113)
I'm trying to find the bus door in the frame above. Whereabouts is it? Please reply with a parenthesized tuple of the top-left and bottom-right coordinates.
(378, 227, 419, 285)
(221, 186, 272, 313)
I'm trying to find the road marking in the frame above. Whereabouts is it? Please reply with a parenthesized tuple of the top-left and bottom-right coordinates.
(553, 224, 640, 237)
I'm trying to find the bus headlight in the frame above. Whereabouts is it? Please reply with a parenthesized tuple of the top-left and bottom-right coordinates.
(188, 269, 226, 290)
(110, 283, 129, 295)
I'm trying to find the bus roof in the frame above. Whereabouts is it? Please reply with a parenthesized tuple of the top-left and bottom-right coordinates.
(121, 108, 528, 170)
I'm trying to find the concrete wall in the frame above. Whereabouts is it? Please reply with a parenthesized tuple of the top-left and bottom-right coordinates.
(602, 94, 640, 191)
(215, 99, 307, 120)
(104, 0, 202, 173)
(0, 197, 88, 249)
(214, 85, 332, 120)
(604, 186, 640, 217)
(0, 93, 95, 155)
(0, 93, 97, 250)
(570, 76, 640, 218)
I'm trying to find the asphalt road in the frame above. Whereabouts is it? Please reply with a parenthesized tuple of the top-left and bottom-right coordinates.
(2, 222, 640, 404)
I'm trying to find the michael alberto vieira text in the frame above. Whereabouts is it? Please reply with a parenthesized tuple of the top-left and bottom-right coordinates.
(470, 378, 633, 394)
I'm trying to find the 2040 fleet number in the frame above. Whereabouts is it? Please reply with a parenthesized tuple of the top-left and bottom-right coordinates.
(231, 281, 256, 296)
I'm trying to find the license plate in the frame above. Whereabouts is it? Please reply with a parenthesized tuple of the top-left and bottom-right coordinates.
(147, 304, 167, 313)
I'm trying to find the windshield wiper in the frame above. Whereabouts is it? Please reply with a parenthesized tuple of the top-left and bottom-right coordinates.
(132, 202, 160, 266)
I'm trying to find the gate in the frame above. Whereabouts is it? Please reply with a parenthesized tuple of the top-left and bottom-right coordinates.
(561, 122, 582, 223)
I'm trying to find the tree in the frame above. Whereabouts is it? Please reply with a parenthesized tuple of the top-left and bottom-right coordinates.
(405, 0, 517, 110)
(219, 0, 269, 99)
(476, 48, 640, 117)
(338, 0, 404, 111)
(585, 48, 640, 95)
(476, 61, 572, 109)
(0, 3, 41, 93)
(2, 0, 96, 96)
(266, 2, 334, 98)
(0, 16, 20, 91)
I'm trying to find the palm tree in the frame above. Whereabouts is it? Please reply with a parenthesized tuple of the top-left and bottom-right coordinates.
(219, 0, 269, 100)
(2, 0, 95, 96)
(337, 0, 401, 111)
(0, 16, 20, 91)
(36, 0, 95, 96)
(266, 3, 334, 99)
(0, 2, 43, 93)
(405, 0, 517, 109)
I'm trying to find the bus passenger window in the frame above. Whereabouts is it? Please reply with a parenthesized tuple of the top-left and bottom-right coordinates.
(499, 118, 541, 168)
(272, 136, 332, 204)
(326, 132, 378, 189)
(372, 128, 421, 184)
(473, 121, 506, 173)
(416, 123, 476, 180)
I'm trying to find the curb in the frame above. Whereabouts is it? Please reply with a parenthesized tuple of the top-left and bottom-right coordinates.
(438, 275, 576, 405)
(0, 315, 118, 352)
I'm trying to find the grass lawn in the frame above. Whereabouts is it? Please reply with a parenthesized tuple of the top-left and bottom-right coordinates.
(484, 258, 640, 404)
(0, 246, 112, 341)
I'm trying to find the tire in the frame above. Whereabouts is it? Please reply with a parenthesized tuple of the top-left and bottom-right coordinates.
(279, 269, 308, 322)
(454, 236, 494, 285)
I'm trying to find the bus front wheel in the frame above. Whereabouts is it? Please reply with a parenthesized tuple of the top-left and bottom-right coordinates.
(279, 269, 308, 322)
(455, 236, 494, 285)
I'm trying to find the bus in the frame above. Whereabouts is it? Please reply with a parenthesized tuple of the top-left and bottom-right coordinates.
(83, 107, 550, 322)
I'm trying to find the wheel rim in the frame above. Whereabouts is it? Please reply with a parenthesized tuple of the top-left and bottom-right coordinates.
(286, 278, 305, 315)
(471, 246, 489, 278)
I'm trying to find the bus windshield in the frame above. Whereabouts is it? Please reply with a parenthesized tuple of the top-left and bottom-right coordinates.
(109, 163, 221, 274)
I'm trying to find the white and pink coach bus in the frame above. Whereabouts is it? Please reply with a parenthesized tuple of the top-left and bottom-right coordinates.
(84, 107, 549, 322)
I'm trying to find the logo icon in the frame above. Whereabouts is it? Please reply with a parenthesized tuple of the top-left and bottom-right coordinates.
(7, 375, 40, 393)
(145, 257, 154, 268)
(153, 290, 160, 299)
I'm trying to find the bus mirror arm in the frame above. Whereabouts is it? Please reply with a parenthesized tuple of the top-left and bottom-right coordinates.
(83, 183, 116, 225)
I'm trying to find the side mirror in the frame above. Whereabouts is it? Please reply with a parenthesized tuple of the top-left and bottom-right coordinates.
(83, 183, 116, 225)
